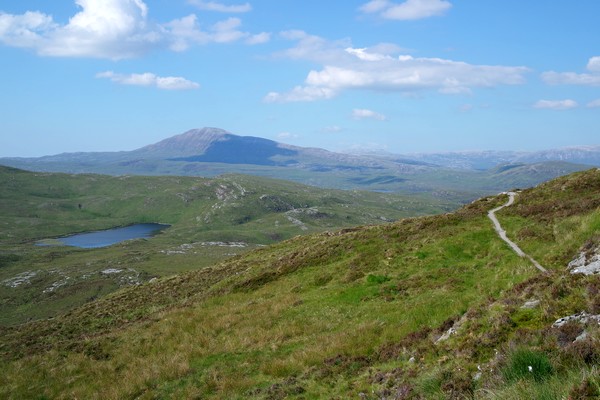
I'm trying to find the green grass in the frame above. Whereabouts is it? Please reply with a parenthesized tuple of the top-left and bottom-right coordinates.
(0, 168, 599, 398)
(0, 166, 458, 325)
(502, 348, 554, 383)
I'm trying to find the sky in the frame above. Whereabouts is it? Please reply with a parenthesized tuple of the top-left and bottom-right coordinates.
(0, 0, 599, 157)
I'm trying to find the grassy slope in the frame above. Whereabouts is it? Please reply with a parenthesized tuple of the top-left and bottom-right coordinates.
(0, 166, 455, 326)
(1, 169, 598, 398)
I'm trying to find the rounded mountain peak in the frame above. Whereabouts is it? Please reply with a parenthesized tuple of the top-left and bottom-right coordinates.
(138, 127, 233, 157)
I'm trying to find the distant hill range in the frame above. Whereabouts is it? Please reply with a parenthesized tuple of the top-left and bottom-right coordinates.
(1, 127, 598, 199)
(365, 146, 600, 170)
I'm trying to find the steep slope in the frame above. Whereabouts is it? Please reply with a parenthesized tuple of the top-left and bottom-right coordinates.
(1, 169, 599, 399)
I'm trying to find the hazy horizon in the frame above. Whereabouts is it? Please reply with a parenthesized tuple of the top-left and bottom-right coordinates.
(1, 1, 599, 157)
(1, 126, 600, 159)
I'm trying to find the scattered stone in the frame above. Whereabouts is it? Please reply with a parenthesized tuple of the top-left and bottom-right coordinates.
(2, 271, 37, 288)
(521, 299, 540, 309)
(43, 276, 71, 293)
(436, 313, 469, 343)
(552, 312, 600, 328)
(101, 268, 123, 275)
(408, 356, 416, 363)
(200, 241, 247, 248)
(436, 327, 457, 343)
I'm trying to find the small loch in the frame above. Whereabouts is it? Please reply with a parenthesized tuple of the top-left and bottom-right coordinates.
(36, 223, 170, 249)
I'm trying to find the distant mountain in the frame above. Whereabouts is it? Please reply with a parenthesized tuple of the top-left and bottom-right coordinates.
(514, 145, 600, 166)
(0, 128, 595, 199)
(366, 146, 600, 170)
(0, 127, 432, 189)
(134, 127, 231, 157)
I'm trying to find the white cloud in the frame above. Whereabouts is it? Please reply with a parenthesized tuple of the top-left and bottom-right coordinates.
(277, 132, 299, 139)
(587, 99, 600, 108)
(0, 0, 158, 59)
(187, 0, 252, 13)
(96, 71, 200, 90)
(359, 0, 452, 20)
(359, 0, 390, 14)
(264, 86, 336, 103)
(542, 56, 600, 86)
(0, 0, 267, 59)
(345, 47, 392, 61)
(275, 30, 350, 64)
(587, 56, 600, 72)
(266, 33, 529, 102)
(246, 32, 271, 45)
(165, 15, 269, 51)
(533, 99, 578, 110)
(352, 108, 387, 121)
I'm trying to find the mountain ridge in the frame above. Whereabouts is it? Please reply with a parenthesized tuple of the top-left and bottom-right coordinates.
(0, 128, 596, 199)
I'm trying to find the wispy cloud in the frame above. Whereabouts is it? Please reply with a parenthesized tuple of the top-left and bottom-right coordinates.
(265, 86, 336, 103)
(542, 56, 600, 86)
(0, 0, 268, 59)
(245, 32, 271, 45)
(165, 16, 270, 51)
(265, 32, 529, 102)
(187, 0, 252, 13)
(359, 0, 452, 20)
(323, 125, 343, 133)
(533, 99, 578, 110)
(352, 108, 387, 121)
(277, 132, 299, 140)
(587, 99, 600, 108)
(96, 71, 200, 90)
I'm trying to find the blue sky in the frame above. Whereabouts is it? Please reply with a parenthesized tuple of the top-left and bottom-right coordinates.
(0, 0, 599, 157)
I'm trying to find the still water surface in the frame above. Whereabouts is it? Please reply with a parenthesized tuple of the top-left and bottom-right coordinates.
(36, 223, 170, 249)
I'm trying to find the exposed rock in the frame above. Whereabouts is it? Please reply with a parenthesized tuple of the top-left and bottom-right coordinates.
(575, 331, 589, 342)
(2, 271, 37, 288)
(436, 327, 457, 343)
(101, 268, 123, 275)
(569, 244, 600, 275)
(552, 312, 600, 328)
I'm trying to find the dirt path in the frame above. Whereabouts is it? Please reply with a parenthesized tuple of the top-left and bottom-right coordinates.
(488, 192, 548, 273)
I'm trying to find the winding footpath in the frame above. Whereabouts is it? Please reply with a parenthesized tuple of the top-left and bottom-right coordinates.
(488, 192, 548, 273)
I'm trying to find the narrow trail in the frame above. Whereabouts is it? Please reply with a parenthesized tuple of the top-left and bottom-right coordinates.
(488, 192, 548, 273)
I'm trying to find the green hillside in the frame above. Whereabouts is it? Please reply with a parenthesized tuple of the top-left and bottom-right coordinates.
(1, 168, 599, 398)
(0, 166, 454, 325)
